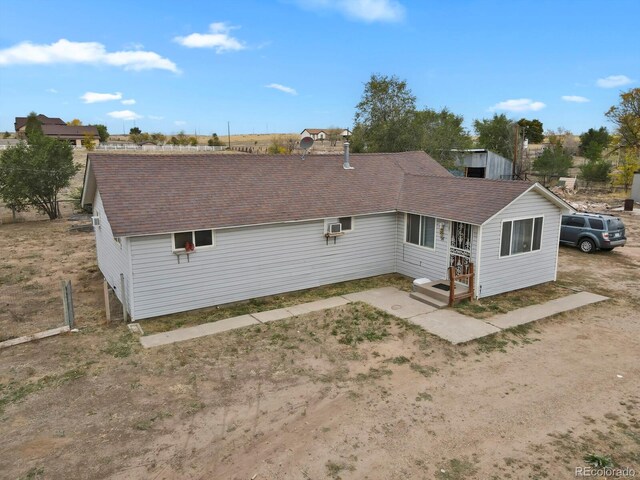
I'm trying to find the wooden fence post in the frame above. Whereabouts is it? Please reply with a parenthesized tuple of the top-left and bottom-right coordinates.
(61, 280, 75, 329)
(448, 266, 455, 307)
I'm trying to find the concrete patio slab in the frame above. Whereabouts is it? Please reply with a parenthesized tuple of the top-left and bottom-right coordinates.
(409, 310, 501, 345)
(487, 292, 609, 330)
(343, 287, 436, 319)
(140, 314, 259, 348)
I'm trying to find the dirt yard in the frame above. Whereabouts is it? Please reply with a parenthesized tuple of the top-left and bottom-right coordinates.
(0, 202, 638, 479)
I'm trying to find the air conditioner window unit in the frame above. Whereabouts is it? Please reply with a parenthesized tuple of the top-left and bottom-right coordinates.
(91, 216, 100, 227)
(328, 223, 342, 234)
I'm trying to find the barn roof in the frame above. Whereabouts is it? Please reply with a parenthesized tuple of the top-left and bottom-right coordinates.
(82, 151, 568, 237)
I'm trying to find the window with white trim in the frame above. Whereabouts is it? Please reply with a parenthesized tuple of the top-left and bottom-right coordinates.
(173, 230, 214, 251)
(405, 214, 435, 249)
(500, 217, 543, 257)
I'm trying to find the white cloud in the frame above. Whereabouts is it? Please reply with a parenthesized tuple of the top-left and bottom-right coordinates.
(0, 39, 179, 73)
(121, 99, 136, 105)
(295, 0, 405, 22)
(265, 83, 298, 95)
(148, 115, 164, 120)
(81, 91, 122, 103)
(107, 110, 142, 121)
(490, 98, 546, 112)
(46, 88, 58, 93)
(596, 75, 633, 88)
(174, 22, 246, 53)
(561, 95, 590, 103)
(174, 120, 187, 126)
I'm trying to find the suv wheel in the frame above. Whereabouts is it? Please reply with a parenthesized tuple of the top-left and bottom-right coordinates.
(579, 238, 595, 253)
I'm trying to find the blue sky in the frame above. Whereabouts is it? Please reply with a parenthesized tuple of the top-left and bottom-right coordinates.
(0, 0, 638, 136)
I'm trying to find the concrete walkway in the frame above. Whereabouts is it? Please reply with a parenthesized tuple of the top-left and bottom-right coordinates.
(139, 287, 609, 348)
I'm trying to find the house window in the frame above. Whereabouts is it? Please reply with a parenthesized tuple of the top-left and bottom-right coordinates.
(500, 217, 543, 257)
(173, 230, 214, 251)
(405, 214, 435, 249)
(338, 217, 353, 231)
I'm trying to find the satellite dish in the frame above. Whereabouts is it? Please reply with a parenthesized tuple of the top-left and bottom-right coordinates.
(300, 136, 314, 150)
(299, 136, 314, 160)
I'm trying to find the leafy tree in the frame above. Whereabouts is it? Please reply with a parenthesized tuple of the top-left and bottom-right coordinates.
(351, 74, 417, 152)
(2, 131, 10, 139)
(605, 87, 640, 150)
(579, 127, 610, 161)
(81, 133, 96, 151)
(532, 145, 573, 178)
(24, 111, 43, 141)
(189, 136, 198, 146)
(129, 126, 142, 135)
(208, 133, 223, 146)
(474, 113, 516, 160)
(94, 124, 109, 143)
(267, 135, 297, 154)
(130, 132, 151, 144)
(517, 118, 544, 143)
(150, 132, 166, 144)
(66, 118, 82, 126)
(546, 128, 579, 155)
(0, 137, 79, 219)
(325, 127, 343, 147)
(579, 159, 612, 184)
(611, 149, 640, 193)
(413, 108, 472, 168)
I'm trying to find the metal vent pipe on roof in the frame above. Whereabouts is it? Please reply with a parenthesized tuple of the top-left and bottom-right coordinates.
(343, 142, 354, 170)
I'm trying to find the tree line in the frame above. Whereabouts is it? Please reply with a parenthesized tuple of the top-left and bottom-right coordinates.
(351, 74, 639, 188)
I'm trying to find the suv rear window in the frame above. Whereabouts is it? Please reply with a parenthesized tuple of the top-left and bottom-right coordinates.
(588, 218, 604, 230)
(607, 218, 624, 231)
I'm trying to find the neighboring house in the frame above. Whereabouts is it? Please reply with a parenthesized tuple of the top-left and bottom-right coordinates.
(300, 129, 327, 140)
(14, 114, 65, 131)
(81, 149, 572, 321)
(14, 114, 99, 146)
(341, 129, 352, 138)
(453, 149, 513, 180)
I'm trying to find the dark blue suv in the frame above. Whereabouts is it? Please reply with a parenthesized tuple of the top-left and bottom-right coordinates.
(560, 213, 626, 253)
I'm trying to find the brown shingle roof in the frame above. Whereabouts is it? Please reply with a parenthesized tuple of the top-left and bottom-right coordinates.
(42, 124, 98, 138)
(14, 114, 66, 131)
(86, 152, 551, 237)
(398, 175, 533, 225)
(88, 152, 452, 237)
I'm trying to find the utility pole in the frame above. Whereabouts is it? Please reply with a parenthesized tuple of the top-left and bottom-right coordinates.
(227, 121, 231, 149)
(512, 123, 519, 178)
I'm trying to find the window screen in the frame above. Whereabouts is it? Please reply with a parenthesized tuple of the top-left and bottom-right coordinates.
(420, 216, 435, 248)
(501, 222, 512, 257)
(338, 217, 352, 231)
(406, 214, 420, 244)
(195, 230, 213, 246)
(174, 231, 193, 250)
(532, 217, 543, 250)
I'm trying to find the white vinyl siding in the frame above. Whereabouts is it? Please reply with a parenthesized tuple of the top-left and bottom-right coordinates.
(397, 213, 450, 280)
(478, 190, 561, 298)
(129, 213, 397, 319)
(93, 190, 133, 313)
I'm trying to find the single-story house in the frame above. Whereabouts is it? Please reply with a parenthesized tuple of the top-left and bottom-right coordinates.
(14, 114, 99, 146)
(81, 148, 572, 321)
(453, 149, 513, 180)
(300, 129, 327, 140)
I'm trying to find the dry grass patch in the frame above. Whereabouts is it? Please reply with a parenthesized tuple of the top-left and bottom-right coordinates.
(453, 281, 571, 319)
(142, 274, 412, 334)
